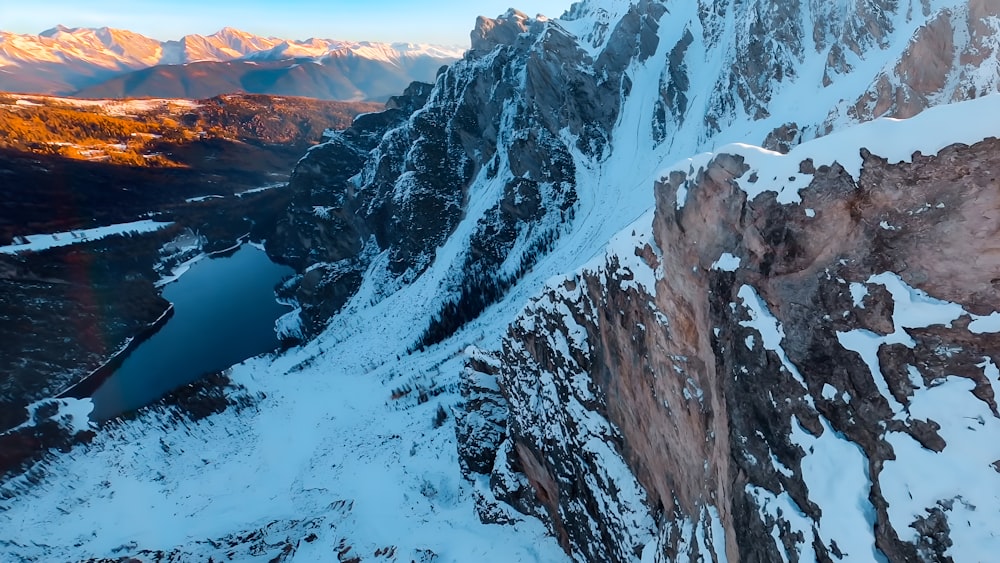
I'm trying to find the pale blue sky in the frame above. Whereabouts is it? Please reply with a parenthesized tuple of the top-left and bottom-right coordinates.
(1, 0, 575, 46)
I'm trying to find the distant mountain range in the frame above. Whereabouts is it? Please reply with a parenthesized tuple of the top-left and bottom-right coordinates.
(0, 26, 465, 100)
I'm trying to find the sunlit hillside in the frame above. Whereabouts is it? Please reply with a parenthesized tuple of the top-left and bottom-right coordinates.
(0, 93, 381, 166)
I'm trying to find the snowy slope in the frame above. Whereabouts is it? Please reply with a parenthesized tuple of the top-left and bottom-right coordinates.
(2, 1, 999, 561)
(0, 220, 172, 255)
(0, 349, 569, 561)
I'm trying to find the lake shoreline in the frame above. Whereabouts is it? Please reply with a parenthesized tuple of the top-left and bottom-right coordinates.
(57, 303, 176, 400)
(59, 237, 254, 402)
(87, 244, 293, 420)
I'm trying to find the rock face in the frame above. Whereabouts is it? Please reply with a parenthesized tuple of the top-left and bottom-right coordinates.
(849, 0, 1000, 121)
(471, 9, 532, 53)
(268, 8, 610, 339)
(488, 129, 1000, 561)
(268, 81, 437, 334)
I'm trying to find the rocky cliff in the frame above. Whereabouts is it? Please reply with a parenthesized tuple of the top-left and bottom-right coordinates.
(452, 1, 1000, 561)
(475, 108, 1000, 561)
(269, 9, 591, 339)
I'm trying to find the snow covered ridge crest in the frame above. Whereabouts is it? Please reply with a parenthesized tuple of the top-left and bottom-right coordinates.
(666, 93, 1000, 207)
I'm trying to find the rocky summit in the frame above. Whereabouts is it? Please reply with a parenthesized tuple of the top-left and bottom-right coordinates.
(2, 1, 999, 561)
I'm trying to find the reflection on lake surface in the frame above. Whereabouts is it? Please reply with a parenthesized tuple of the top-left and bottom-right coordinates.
(90, 245, 293, 420)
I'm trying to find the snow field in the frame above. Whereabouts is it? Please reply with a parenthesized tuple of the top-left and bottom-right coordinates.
(0, 219, 173, 255)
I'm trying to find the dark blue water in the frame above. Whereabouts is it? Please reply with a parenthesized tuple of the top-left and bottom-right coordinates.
(90, 245, 293, 420)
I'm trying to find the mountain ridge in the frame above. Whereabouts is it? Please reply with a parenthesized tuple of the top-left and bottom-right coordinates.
(0, 25, 465, 99)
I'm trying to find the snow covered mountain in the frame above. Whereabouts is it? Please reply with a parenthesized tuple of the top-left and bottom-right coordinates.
(0, 26, 464, 99)
(2, 1, 1000, 562)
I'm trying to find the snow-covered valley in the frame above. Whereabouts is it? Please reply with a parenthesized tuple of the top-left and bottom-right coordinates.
(2, 0, 1000, 561)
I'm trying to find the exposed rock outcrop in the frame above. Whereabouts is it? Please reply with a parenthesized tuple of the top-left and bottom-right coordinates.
(268, 81, 435, 334)
(487, 131, 1000, 561)
(267, 7, 633, 339)
(849, 0, 1000, 121)
(471, 9, 532, 53)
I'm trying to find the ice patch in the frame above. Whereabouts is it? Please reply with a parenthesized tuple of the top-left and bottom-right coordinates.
(838, 273, 968, 414)
(738, 285, 810, 396)
(849, 282, 868, 309)
(880, 375, 1000, 561)
(746, 485, 816, 563)
(869, 272, 965, 331)
(790, 416, 879, 560)
(837, 328, 900, 411)
(711, 252, 741, 272)
(16, 398, 95, 435)
(970, 312, 1000, 334)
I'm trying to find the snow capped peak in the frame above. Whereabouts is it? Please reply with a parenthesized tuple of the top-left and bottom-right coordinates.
(390, 42, 466, 59)
(214, 26, 251, 36)
(501, 8, 530, 21)
(205, 27, 279, 53)
(38, 24, 73, 38)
